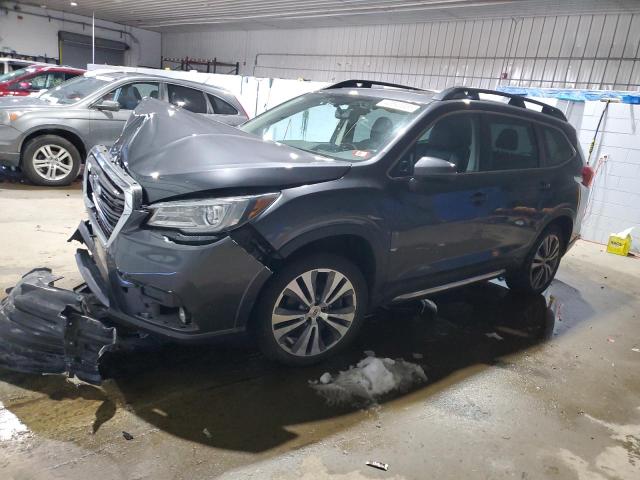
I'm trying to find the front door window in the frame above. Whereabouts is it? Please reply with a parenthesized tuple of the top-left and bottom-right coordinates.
(101, 82, 160, 110)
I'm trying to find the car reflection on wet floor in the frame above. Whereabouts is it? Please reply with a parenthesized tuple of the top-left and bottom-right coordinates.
(0, 279, 590, 454)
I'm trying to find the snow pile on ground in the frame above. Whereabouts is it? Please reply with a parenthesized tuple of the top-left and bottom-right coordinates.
(310, 355, 427, 405)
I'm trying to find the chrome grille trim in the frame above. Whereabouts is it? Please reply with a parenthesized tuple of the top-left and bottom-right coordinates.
(83, 145, 142, 247)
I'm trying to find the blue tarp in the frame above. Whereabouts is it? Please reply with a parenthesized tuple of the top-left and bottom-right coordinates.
(496, 86, 640, 104)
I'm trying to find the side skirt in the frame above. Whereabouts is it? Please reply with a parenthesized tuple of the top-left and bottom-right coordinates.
(392, 270, 506, 302)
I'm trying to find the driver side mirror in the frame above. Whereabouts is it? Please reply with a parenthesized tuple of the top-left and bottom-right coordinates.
(413, 156, 457, 178)
(93, 100, 121, 112)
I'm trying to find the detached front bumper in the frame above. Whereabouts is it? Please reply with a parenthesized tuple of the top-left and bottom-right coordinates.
(0, 269, 116, 384)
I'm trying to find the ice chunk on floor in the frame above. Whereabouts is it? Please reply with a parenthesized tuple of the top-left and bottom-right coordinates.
(310, 356, 427, 405)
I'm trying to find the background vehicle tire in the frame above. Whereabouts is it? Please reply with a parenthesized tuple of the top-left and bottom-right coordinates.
(255, 253, 368, 366)
(506, 225, 565, 294)
(21, 135, 81, 186)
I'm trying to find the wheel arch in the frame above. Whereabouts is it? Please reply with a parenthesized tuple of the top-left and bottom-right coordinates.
(541, 213, 574, 254)
(275, 224, 387, 299)
(239, 225, 386, 331)
(281, 234, 378, 296)
(20, 128, 87, 164)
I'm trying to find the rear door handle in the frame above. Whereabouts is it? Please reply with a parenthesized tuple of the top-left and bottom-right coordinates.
(539, 181, 551, 191)
(470, 192, 487, 205)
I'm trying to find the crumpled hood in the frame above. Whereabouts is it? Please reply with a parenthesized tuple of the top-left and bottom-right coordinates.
(117, 98, 352, 203)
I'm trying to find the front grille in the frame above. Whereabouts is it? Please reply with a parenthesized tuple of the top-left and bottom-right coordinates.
(86, 156, 126, 237)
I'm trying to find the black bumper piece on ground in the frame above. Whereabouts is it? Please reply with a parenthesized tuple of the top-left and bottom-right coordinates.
(0, 268, 117, 384)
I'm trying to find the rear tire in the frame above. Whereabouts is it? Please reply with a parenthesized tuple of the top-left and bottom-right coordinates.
(255, 253, 368, 366)
(506, 225, 564, 294)
(21, 135, 81, 186)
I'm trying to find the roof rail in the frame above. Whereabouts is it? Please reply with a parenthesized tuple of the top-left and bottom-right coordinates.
(324, 79, 424, 91)
(434, 87, 567, 121)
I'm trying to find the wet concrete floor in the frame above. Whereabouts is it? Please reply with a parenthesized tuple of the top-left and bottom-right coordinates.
(1, 177, 639, 479)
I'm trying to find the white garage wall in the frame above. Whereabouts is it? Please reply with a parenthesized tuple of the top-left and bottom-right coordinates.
(162, 13, 640, 91)
(0, 3, 161, 68)
(571, 102, 640, 249)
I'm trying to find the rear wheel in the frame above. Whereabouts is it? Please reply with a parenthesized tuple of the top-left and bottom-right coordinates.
(21, 135, 81, 186)
(255, 253, 368, 366)
(506, 226, 564, 294)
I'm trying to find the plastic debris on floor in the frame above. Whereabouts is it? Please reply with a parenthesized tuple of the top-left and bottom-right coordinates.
(366, 460, 389, 471)
(310, 354, 426, 405)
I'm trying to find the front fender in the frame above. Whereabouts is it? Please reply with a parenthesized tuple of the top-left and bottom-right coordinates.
(278, 221, 386, 261)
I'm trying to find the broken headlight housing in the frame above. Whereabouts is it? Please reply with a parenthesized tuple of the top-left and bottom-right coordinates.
(147, 193, 279, 234)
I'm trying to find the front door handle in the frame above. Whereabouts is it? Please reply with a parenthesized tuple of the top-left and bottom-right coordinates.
(470, 192, 487, 205)
(539, 181, 551, 191)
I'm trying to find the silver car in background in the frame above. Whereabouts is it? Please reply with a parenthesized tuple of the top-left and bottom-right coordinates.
(0, 71, 248, 186)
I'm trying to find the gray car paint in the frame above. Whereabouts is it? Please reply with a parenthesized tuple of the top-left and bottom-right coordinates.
(71, 86, 585, 343)
(118, 99, 351, 203)
(0, 71, 247, 168)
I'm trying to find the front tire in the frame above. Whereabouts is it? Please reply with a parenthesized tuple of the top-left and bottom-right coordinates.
(21, 135, 81, 186)
(255, 253, 368, 366)
(506, 226, 564, 294)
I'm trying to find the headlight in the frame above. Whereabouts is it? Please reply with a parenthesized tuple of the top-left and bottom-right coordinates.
(147, 193, 279, 234)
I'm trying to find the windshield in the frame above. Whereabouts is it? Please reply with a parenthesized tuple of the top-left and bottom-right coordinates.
(240, 92, 426, 161)
(0, 67, 36, 83)
(40, 75, 110, 105)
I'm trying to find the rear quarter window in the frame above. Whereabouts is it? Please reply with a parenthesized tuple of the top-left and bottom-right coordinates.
(208, 94, 238, 115)
(168, 84, 208, 114)
(543, 127, 575, 166)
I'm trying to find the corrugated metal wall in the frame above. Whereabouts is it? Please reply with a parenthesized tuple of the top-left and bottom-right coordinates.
(162, 13, 640, 90)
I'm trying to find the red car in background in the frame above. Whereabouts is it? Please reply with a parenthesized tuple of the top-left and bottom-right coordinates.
(0, 65, 85, 97)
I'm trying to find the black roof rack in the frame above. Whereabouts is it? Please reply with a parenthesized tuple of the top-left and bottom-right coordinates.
(324, 79, 424, 92)
(434, 87, 567, 121)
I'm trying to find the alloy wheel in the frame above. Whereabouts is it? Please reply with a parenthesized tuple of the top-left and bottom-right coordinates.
(271, 268, 357, 357)
(530, 234, 561, 290)
(32, 144, 74, 181)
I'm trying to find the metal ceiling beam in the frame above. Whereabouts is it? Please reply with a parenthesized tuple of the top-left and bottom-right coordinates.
(14, 0, 640, 30)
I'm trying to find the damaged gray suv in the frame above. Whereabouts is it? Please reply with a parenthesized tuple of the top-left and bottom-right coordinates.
(66, 80, 591, 366)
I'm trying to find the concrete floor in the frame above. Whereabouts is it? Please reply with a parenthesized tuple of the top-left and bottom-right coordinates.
(0, 177, 639, 480)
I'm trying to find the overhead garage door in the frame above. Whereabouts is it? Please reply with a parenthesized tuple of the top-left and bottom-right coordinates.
(58, 31, 128, 69)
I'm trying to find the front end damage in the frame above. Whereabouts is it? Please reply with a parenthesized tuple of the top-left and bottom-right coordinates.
(0, 100, 291, 383)
(0, 269, 117, 384)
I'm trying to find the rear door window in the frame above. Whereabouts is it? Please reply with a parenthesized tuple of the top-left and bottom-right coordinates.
(49, 72, 67, 88)
(168, 84, 208, 113)
(480, 115, 539, 171)
(207, 94, 238, 115)
(543, 126, 574, 166)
